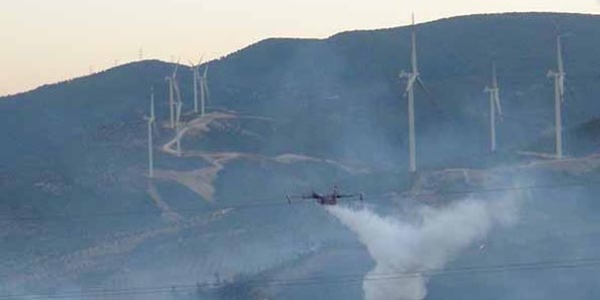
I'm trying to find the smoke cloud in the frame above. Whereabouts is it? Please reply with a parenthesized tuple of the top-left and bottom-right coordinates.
(327, 195, 519, 300)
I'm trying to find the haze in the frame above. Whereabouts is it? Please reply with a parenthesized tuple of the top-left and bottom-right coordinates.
(1, 0, 599, 96)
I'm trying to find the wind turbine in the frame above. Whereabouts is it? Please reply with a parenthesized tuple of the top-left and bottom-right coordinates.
(399, 14, 427, 173)
(200, 63, 210, 116)
(190, 56, 205, 115)
(484, 62, 503, 153)
(172, 62, 184, 156)
(144, 88, 156, 178)
(166, 61, 181, 128)
(547, 28, 566, 159)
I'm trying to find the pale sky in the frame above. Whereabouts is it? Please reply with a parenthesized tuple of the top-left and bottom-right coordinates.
(1, 0, 599, 96)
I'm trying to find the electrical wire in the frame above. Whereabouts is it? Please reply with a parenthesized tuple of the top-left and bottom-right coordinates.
(3, 257, 600, 299)
(2, 179, 599, 222)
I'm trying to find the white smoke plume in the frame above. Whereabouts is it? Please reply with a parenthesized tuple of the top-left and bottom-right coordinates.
(327, 195, 519, 300)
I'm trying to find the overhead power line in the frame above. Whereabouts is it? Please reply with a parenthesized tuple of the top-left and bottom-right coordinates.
(3, 257, 600, 299)
(2, 179, 600, 222)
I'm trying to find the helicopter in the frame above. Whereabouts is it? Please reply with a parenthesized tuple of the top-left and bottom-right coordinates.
(286, 186, 364, 206)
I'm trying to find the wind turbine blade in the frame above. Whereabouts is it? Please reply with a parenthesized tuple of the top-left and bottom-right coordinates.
(197, 75, 203, 90)
(416, 77, 440, 109)
(494, 93, 503, 119)
(173, 79, 182, 103)
(559, 77, 565, 101)
(412, 36, 418, 73)
(411, 15, 418, 73)
(416, 77, 430, 96)
(492, 61, 499, 89)
(176, 102, 183, 122)
(150, 87, 155, 119)
(151, 98, 155, 120)
(172, 57, 181, 78)
(555, 25, 566, 102)
(152, 121, 160, 137)
(557, 36, 565, 74)
(489, 61, 503, 119)
(553, 19, 561, 34)
(203, 64, 210, 78)
(198, 54, 205, 66)
(404, 75, 417, 95)
(204, 79, 210, 103)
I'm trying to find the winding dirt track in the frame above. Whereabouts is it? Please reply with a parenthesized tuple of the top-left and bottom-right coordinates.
(155, 111, 369, 202)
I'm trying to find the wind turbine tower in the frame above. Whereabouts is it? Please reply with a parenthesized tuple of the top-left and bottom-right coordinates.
(190, 57, 204, 115)
(399, 14, 425, 173)
(165, 77, 175, 128)
(547, 30, 566, 159)
(484, 62, 503, 153)
(145, 88, 156, 178)
(191, 62, 199, 114)
(175, 100, 183, 157)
